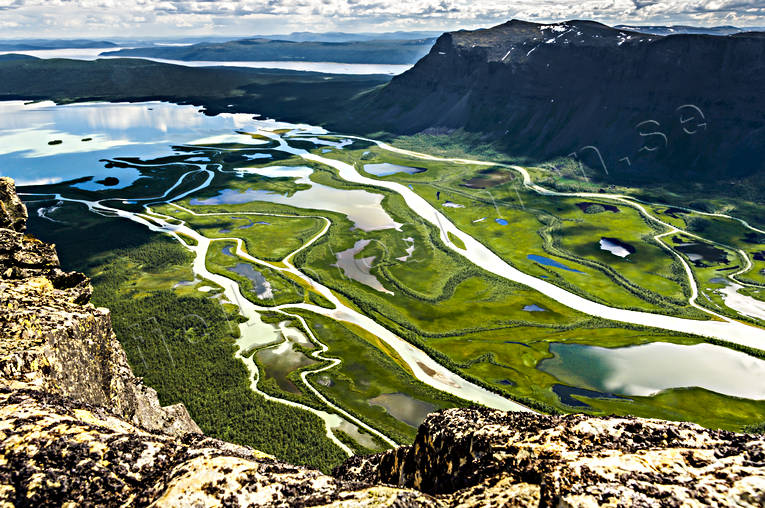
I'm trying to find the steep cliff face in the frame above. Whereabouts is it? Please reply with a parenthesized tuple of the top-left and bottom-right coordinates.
(361, 20, 765, 185)
(0, 176, 763, 506)
(0, 177, 199, 437)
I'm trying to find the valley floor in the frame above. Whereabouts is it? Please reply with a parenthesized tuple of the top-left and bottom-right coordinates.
(17, 103, 765, 469)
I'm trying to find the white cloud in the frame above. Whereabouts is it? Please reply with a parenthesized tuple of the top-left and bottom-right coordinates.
(0, 0, 762, 37)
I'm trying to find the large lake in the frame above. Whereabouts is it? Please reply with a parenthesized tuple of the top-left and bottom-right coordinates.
(0, 100, 313, 190)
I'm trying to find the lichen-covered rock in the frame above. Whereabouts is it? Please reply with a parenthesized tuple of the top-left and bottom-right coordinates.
(0, 388, 436, 507)
(335, 408, 765, 507)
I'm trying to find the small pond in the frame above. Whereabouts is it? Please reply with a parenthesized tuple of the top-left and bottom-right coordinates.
(674, 241, 728, 265)
(256, 339, 317, 394)
(461, 168, 514, 189)
(715, 280, 765, 322)
(332, 420, 379, 449)
(663, 207, 686, 219)
(527, 254, 584, 273)
(333, 239, 393, 295)
(552, 384, 627, 408)
(292, 136, 352, 148)
(363, 163, 426, 177)
(229, 216, 257, 229)
(228, 262, 273, 299)
(243, 153, 272, 161)
(599, 237, 635, 258)
(191, 165, 401, 231)
(576, 202, 619, 213)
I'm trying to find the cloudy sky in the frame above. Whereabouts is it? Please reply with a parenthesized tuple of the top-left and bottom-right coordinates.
(0, 0, 763, 38)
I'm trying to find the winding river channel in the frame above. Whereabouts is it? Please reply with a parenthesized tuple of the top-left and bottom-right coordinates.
(342, 138, 765, 349)
(5, 101, 765, 452)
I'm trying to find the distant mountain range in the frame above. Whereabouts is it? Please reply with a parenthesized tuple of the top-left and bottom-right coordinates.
(352, 19, 765, 186)
(101, 38, 437, 64)
(243, 31, 443, 43)
(614, 25, 764, 36)
(0, 39, 118, 51)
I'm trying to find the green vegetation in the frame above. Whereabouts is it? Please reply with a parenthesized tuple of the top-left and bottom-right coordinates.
(743, 421, 765, 434)
(57, 226, 349, 471)
(204, 240, 305, 306)
(289, 310, 466, 443)
(158, 208, 325, 262)
(578, 388, 765, 432)
(336, 144, 705, 318)
(91, 241, 346, 471)
(303, 139, 765, 428)
(20, 122, 765, 471)
(447, 231, 466, 250)
(4, 53, 763, 217)
(0, 57, 390, 124)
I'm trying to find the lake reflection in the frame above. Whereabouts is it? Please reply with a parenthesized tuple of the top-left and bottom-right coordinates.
(364, 162, 426, 177)
(539, 342, 765, 400)
(191, 165, 401, 231)
(0, 101, 299, 189)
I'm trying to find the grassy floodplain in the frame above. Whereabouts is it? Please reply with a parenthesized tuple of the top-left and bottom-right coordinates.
(147, 166, 474, 444)
(328, 144, 705, 318)
(21, 122, 765, 474)
(299, 137, 765, 429)
(194, 141, 764, 428)
(24, 203, 348, 471)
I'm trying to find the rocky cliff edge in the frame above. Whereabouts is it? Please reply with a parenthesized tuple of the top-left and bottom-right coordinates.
(0, 176, 762, 507)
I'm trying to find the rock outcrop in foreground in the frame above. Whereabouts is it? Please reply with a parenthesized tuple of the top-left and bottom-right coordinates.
(336, 410, 765, 506)
(1, 176, 763, 506)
